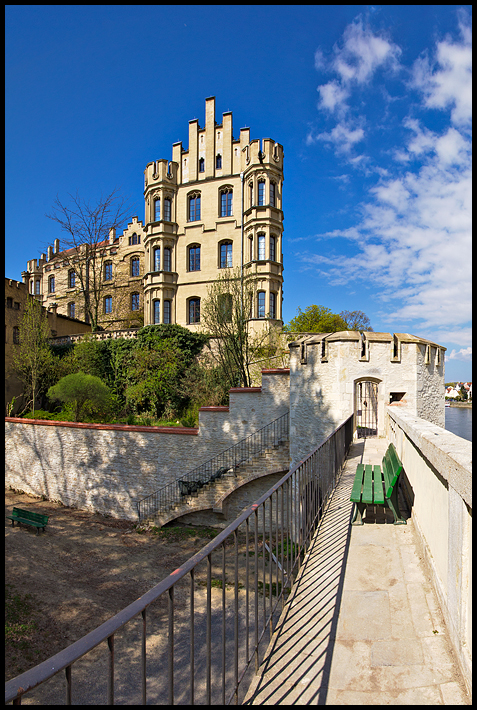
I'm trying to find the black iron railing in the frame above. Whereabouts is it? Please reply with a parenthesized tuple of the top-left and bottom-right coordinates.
(136, 412, 290, 523)
(5, 414, 353, 706)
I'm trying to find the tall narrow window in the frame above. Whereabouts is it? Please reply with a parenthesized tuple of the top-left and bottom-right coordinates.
(249, 182, 253, 207)
(188, 193, 201, 221)
(249, 236, 253, 261)
(270, 292, 276, 319)
(104, 262, 113, 281)
(189, 298, 200, 324)
(68, 302, 75, 319)
(216, 154, 222, 169)
(131, 257, 140, 277)
(199, 157, 205, 173)
(189, 245, 201, 271)
(154, 247, 160, 271)
(164, 247, 171, 272)
(154, 198, 160, 221)
(49, 276, 55, 293)
(258, 180, 265, 206)
(270, 182, 276, 207)
(163, 300, 171, 324)
(153, 299, 160, 324)
(164, 198, 171, 221)
(131, 292, 140, 311)
(257, 291, 266, 319)
(104, 296, 112, 314)
(13, 326, 20, 344)
(218, 294, 232, 323)
(258, 233, 266, 260)
(220, 242, 233, 268)
(35, 280, 41, 295)
(220, 189, 233, 217)
(270, 235, 276, 262)
(68, 270, 76, 288)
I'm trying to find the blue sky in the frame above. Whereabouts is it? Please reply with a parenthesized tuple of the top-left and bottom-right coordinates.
(6, 5, 472, 381)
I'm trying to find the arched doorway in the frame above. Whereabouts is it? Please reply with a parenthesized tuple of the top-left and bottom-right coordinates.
(355, 380, 379, 437)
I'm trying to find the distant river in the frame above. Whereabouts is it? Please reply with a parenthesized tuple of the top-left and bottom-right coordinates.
(445, 406, 472, 442)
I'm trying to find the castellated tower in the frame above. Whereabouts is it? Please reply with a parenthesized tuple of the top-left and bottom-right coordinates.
(143, 96, 284, 330)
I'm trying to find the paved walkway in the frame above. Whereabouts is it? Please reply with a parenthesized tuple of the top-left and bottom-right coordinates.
(244, 437, 470, 705)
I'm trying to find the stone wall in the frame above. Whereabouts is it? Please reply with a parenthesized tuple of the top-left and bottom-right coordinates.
(5, 369, 290, 521)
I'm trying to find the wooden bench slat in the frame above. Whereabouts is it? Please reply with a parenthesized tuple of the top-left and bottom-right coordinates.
(6, 507, 49, 534)
(372, 466, 385, 504)
(362, 464, 374, 504)
(350, 463, 365, 502)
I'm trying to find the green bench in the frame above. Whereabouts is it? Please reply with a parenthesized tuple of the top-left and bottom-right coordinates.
(6, 507, 49, 534)
(350, 443, 406, 525)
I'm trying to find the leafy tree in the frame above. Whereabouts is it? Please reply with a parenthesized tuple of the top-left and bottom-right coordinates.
(45, 189, 131, 331)
(47, 372, 111, 422)
(124, 341, 183, 417)
(11, 298, 55, 414)
(339, 310, 373, 331)
(283, 305, 348, 333)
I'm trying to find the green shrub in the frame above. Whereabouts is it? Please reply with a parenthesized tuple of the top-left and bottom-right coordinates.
(47, 372, 111, 422)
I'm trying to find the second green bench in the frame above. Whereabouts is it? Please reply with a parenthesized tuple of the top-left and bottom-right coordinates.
(350, 443, 406, 525)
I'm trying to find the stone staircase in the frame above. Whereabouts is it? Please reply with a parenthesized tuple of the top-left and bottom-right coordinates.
(150, 438, 290, 527)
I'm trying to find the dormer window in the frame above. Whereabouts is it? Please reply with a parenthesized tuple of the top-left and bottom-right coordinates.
(129, 233, 140, 246)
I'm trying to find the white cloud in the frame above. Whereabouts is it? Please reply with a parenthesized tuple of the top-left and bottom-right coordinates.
(317, 81, 350, 113)
(331, 19, 401, 85)
(312, 122, 365, 153)
(446, 347, 472, 361)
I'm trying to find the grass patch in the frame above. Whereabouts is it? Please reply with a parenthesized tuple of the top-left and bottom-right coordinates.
(5, 584, 37, 644)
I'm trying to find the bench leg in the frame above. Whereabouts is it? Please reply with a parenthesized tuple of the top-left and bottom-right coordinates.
(387, 486, 406, 525)
(351, 502, 365, 525)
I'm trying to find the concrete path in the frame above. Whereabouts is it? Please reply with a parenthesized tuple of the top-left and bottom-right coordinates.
(244, 437, 470, 705)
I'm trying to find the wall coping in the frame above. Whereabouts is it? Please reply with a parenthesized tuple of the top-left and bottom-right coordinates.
(4, 417, 198, 435)
(199, 406, 230, 412)
(229, 387, 262, 393)
(261, 368, 290, 375)
(386, 407, 471, 508)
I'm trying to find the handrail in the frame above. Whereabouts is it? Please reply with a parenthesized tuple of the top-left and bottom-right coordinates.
(5, 414, 353, 705)
(136, 411, 289, 523)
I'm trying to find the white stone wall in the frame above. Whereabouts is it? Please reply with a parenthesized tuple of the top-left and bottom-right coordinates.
(5, 370, 290, 521)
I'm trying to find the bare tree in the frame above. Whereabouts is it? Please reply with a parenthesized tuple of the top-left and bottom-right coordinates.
(45, 189, 132, 331)
(339, 310, 373, 332)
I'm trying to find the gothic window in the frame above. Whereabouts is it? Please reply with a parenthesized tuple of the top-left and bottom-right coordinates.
(164, 197, 171, 222)
(153, 299, 160, 324)
(258, 233, 266, 260)
(164, 247, 171, 272)
(220, 241, 233, 268)
(131, 257, 140, 277)
(154, 198, 160, 221)
(131, 292, 140, 311)
(257, 291, 266, 319)
(188, 245, 201, 272)
(258, 180, 265, 206)
(154, 247, 161, 271)
(104, 296, 112, 314)
(104, 262, 113, 281)
(49, 276, 55, 293)
(129, 233, 140, 246)
(188, 193, 201, 222)
(189, 298, 200, 324)
(163, 300, 171, 324)
(220, 189, 233, 217)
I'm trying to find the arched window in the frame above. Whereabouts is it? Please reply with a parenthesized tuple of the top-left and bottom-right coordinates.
(131, 292, 140, 311)
(164, 197, 171, 222)
(189, 298, 200, 324)
(49, 276, 55, 293)
(104, 261, 113, 281)
(269, 235, 276, 262)
(199, 157, 205, 173)
(154, 247, 161, 272)
(68, 302, 75, 319)
(258, 233, 266, 260)
(153, 299, 160, 324)
(163, 300, 171, 324)
(257, 291, 266, 319)
(258, 180, 265, 206)
(188, 193, 201, 222)
(154, 198, 160, 221)
(164, 247, 171, 272)
(220, 241, 233, 268)
(220, 189, 233, 217)
(131, 257, 140, 277)
(188, 245, 201, 272)
(216, 154, 222, 169)
(104, 296, 112, 314)
(129, 233, 140, 246)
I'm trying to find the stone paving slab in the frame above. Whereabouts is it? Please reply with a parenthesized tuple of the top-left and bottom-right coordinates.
(244, 437, 470, 705)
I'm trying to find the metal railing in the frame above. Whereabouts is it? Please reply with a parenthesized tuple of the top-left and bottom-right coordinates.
(137, 412, 290, 523)
(5, 414, 353, 706)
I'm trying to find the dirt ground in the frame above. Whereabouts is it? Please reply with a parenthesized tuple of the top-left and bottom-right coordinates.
(5, 489, 224, 683)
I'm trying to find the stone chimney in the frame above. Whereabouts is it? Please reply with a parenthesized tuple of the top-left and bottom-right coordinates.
(54, 238, 60, 253)
(109, 227, 116, 244)
(47, 246, 54, 260)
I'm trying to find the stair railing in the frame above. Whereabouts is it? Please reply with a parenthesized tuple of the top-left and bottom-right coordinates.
(136, 411, 289, 523)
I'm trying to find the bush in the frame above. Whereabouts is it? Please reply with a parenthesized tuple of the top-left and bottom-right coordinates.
(47, 372, 112, 422)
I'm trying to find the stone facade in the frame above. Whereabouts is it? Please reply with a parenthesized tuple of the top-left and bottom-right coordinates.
(21, 97, 284, 334)
(288, 331, 446, 468)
